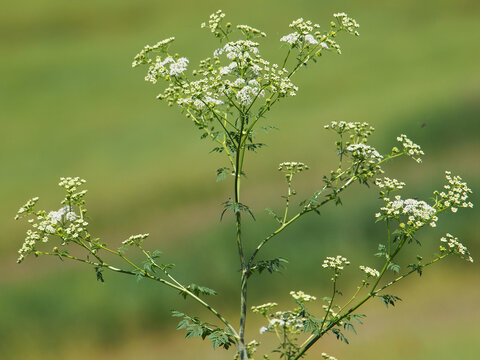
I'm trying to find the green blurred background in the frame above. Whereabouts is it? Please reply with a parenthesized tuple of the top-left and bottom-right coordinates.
(1, 0, 479, 359)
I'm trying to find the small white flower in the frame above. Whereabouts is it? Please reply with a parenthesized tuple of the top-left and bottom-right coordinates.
(346, 143, 383, 162)
(280, 32, 300, 45)
(304, 34, 318, 45)
(396, 134, 424, 163)
(440, 233, 473, 263)
(290, 290, 316, 302)
(65, 212, 77, 222)
(322, 255, 350, 270)
(169, 57, 189, 76)
(359, 265, 380, 277)
(48, 211, 63, 224)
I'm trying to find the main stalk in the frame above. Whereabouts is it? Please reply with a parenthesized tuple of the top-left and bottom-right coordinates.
(235, 115, 249, 360)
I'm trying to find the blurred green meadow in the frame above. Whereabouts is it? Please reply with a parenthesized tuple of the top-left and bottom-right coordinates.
(1, 0, 479, 359)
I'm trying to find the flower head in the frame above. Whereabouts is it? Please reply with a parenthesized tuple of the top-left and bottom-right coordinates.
(440, 233, 473, 263)
(322, 255, 350, 270)
(396, 134, 424, 163)
(436, 171, 473, 212)
(290, 290, 316, 303)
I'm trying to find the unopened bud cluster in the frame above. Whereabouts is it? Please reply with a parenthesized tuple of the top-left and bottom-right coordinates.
(278, 162, 309, 174)
(251, 302, 278, 316)
(122, 233, 150, 247)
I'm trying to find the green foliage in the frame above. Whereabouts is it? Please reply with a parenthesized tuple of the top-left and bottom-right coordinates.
(221, 200, 255, 221)
(387, 262, 400, 274)
(216, 167, 231, 182)
(179, 284, 217, 299)
(377, 294, 402, 308)
(331, 328, 350, 344)
(265, 208, 283, 224)
(95, 266, 105, 283)
(247, 257, 288, 277)
(172, 311, 235, 350)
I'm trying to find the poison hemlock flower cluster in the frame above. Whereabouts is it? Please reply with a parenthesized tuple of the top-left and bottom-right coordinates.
(16, 10, 473, 360)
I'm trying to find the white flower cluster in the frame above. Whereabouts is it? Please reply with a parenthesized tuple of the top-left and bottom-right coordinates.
(333, 12, 360, 36)
(145, 56, 189, 83)
(260, 311, 304, 334)
(278, 161, 309, 174)
(438, 171, 473, 213)
(191, 96, 224, 109)
(214, 40, 260, 61)
(280, 12, 359, 54)
(169, 57, 189, 76)
(235, 80, 265, 106)
(162, 36, 297, 112)
(440, 233, 473, 263)
(201, 9, 225, 33)
(17, 206, 86, 263)
(219, 61, 237, 75)
(396, 134, 424, 163)
(346, 143, 383, 163)
(377, 195, 438, 228)
(375, 177, 405, 192)
(215, 43, 297, 99)
(251, 302, 278, 315)
(322, 255, 350, 270)
(280, 32, 299, 45)
(31, 206, 77, 235)
(289, 18, 320, 34)
(63, 218, 89, 239)
(359, 265, 380, 278)
(122, 233, 150, 247)
(321, 353, 338, 360)
(16, 177, 90, 263)
(135, 11, 360, 147)
(15, 197, 39, 220)
(46, 206, 76, 228)
(280, 18, 326, 48)
(290, 290, 316, 303)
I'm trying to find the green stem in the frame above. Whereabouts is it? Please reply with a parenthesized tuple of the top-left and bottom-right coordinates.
(282, 176, 293, 224)
(235, 113, 248, 360)
(319, 272, 338, 334)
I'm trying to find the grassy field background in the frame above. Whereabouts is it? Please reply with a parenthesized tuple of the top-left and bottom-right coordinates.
(1, 0, 479, 359)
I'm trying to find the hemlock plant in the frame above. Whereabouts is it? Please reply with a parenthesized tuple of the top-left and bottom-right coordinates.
(16, 10, 474, 360)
